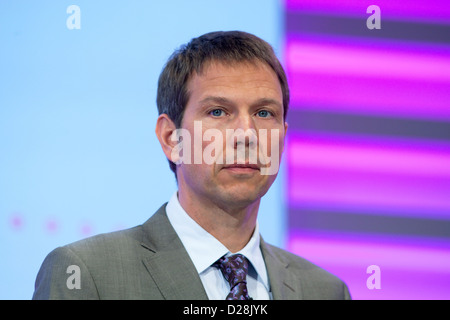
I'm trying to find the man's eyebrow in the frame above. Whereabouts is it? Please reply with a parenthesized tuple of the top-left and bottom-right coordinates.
(198, 96, 282, 109)
(251, 98, 283, 109)
(198, 96, 233, 106)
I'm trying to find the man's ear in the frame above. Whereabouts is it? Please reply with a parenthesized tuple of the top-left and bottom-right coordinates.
(155, 114, 179, 163)
(282, 121, 288, 154)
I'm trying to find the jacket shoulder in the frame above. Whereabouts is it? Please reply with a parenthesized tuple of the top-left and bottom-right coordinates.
(32, 205, 170, 299)
(32, 226, 145, 299)
(263, 242, 351, 300)
(65, 225, 144, 258)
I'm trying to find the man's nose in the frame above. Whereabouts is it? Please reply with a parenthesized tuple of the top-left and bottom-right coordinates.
(231, 114, 257, 148)
(235, 113, 255, 130)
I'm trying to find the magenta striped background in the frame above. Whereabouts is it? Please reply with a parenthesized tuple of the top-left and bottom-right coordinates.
(284, 0, 450, 299)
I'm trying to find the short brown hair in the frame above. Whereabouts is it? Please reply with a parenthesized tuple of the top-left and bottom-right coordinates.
(156, 31, 290, 176)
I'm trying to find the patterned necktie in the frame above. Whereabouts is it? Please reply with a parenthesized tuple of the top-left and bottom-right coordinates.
(213, 254, 251, 300)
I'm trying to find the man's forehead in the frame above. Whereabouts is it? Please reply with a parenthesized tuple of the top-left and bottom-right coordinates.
(195, 59, 275, 79)
(187, 60, 283, 102)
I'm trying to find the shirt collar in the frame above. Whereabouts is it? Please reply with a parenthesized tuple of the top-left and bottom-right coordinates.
(165, 191, 270, 290)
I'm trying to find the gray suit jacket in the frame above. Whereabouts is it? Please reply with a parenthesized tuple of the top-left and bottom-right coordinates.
(32, 204, 351, 300)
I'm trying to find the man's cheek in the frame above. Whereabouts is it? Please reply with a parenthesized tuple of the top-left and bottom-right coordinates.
(259, 129, 281, 176)
(202, 128, 224, 165)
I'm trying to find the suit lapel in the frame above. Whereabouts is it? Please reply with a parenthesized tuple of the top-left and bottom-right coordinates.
(140, 204, 208, 300)
(260, 238, 303, 300)
(138, 204, 303, 300)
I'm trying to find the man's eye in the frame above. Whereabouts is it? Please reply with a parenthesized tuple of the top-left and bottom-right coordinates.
(257, 110, 271, 118)
(210, 109, 224, 117)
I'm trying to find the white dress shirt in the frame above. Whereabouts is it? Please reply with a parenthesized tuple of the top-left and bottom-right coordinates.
(165, 192, 272, 300)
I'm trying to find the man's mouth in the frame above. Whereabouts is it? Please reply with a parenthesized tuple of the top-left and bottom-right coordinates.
(222, 163, 260, 173)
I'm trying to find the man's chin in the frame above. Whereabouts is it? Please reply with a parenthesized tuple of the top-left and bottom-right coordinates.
(215, 186, 266, 209)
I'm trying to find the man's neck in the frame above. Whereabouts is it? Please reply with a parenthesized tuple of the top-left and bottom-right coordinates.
(177, 189, 260, 253)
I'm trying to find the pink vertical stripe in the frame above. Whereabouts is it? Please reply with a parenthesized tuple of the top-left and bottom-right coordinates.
(288, 166, 450, 215)
(288, 137, 450, 177)
(286, 41, 450, 82)
(285, 0, 450, 23)
(287, 135, 450, 216)
(288, 231, 450, 299)
(288, 71, 450, 120)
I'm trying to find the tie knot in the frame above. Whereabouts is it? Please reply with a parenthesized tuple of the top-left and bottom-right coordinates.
(214, 254, 249, 288)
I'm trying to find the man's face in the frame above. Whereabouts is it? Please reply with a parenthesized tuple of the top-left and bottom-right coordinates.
(175, 60, 287, 209)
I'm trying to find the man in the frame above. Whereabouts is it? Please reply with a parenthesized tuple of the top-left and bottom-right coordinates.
(33, 31, 351, 300)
